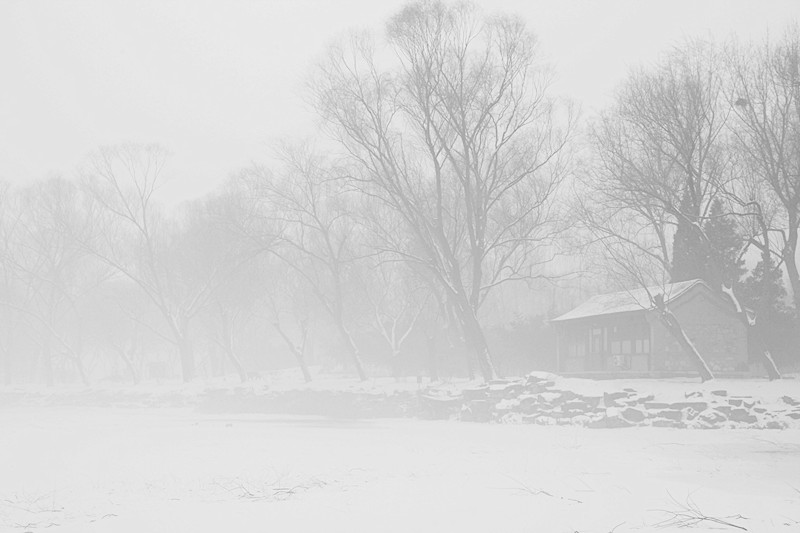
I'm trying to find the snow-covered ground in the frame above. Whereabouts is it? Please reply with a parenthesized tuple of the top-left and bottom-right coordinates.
(1, 404, 799, 532)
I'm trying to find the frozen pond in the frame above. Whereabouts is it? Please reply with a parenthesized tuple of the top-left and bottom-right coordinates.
(1, 406, 799, 532)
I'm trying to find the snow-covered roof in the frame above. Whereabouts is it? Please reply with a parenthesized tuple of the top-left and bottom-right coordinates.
(551, 279, 704, 322)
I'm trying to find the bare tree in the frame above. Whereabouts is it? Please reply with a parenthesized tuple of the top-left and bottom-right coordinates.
(584, 40, 731, 381)
(311, 1, 573, 380)
(245, 147, 370, 381)
(0, 181, 18, 384)
(585, 39, 782, 380)
(185, 185, 270, 383)
(0, 178, 104, 385)
(365, 259, 430, 376)
(590, 40, 732, 272)
(261, 257, 315, 383)
(727, 27, 800, 312)
(589, 235, 715, 382)
(83, 144, 265, 382)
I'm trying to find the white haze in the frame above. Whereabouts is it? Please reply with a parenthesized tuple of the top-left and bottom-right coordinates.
(2, 2, 800, 532)
(0, 0, 797, 203)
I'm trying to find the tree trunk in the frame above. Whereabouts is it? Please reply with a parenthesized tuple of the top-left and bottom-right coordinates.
(271, 319, 313, 383)
(220, 312, 247, 383)
(785, 236, 800, 313)
(118, 347, 140, 385)
(222, 340, 247, 384)
(295, 351, 313, 383)
(2, 349, 10, 386)
(719, 279, 781, 381)
(754, 231, 783, 380)
(172, 316, 196, 382)
(426, 334, 439, 382)
(2, 317, 14, 385)
(42, 337, 54, 387)
(177, 335, 196, 382)
(333, 318, 367, 381)
(454, 303, 497, 381)
(654, 296, 714, 382)
(747, 324, 782, 381)
(71, 352, 90, 387)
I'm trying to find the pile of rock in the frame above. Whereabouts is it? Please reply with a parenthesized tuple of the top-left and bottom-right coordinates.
(420, 374, 800, 429)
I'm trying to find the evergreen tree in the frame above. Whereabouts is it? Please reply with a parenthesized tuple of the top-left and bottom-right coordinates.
(703, 198, 746, 288)
(740, 255, 796, 363)
(741, 256, 788, 317)
(671, 197, 746, 288)
(671, 193, 706, 283)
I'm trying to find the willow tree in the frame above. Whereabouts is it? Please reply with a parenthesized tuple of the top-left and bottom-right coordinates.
(582, 41, 734, 381)
(584, 39, 785, 380)
(83, 144, 265, 382)
(727, 27, 800, 313)
(245, 148, 371, 381)
(311, 1, 572, 380)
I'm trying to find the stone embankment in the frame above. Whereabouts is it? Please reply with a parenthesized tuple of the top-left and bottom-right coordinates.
(4, 374, 799, 429)
(420, 374, 800, 429)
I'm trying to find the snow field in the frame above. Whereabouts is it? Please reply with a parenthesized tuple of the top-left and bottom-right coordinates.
(1, 406, 799, 532)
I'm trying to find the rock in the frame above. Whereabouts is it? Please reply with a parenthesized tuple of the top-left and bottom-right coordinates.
(503, 384, 526, 398)
(521, 414, 541, 424)
(603, 391, 629, 407)
(494, 398, 519, 413)
(786, 412, 800, 420)
(621, 407, 646, 423)
(699, 411, 727, 425)
(655, 409, 683, 422)
(556, 390, 580, 402)
(684, 407, 701, 421)
(517, 395, 539, 411)
(651, 418, 686, 428)
(728, 397, 754, 408)
(582, 396, 603, 409)
(488, 381, 524, 399)
(588, 415, 633, 429)
(499, 412, 523, 424)
(711, 390, 728, 397)
(685, 391, 703, 399)
(644, 402, 671, 410)
(524, 383, 549, 394)
(670, 402, 708, 412)
(537, 392, 561, 405)
(634, 394, 655, 404)
(689, 419, 720, 430)
(562, 399, 592, 414)
(766, 420, 786, 430)
(781, 396, 799, 406)
(525, 375, 555, 390)
(728, 408, 758, 424)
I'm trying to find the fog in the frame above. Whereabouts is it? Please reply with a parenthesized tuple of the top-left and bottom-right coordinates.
(1, 1, 800, 531)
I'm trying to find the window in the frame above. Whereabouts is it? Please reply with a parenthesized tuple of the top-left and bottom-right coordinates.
(591, 328, 603, 353)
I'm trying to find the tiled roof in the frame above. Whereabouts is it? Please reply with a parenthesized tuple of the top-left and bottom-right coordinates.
(551, 279, 704, 322)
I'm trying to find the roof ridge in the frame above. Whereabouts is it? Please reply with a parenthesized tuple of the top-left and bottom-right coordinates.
(552, 279, 707, 322)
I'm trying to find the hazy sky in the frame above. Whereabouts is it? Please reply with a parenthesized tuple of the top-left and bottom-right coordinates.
(1, 0, 798, 204)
